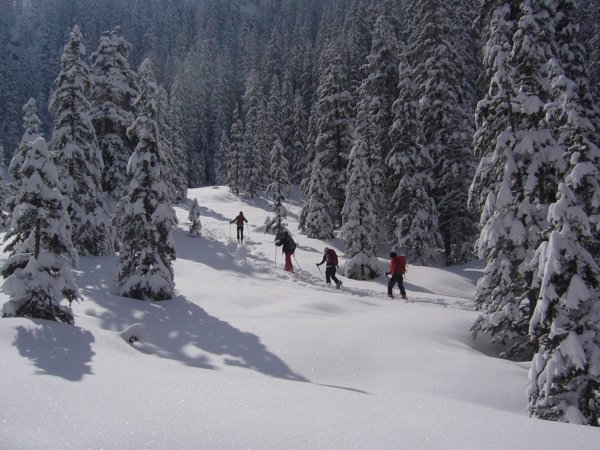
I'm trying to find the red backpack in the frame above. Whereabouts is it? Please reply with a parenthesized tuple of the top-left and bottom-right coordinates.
(392, 255, 406, 274)
(325, 249, 338, 266)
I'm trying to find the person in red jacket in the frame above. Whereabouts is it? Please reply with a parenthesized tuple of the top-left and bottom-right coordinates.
(230, 211, 248, 243)
(386, 251, 407, 300)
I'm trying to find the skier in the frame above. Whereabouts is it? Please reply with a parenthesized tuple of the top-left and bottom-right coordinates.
(386, 251, 407, 300)
(230, 211, 248, 243)
(274, 230, 296, 272)
(316, 247, 343, 289)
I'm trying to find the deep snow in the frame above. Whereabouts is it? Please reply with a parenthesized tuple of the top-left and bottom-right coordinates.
(1, 186, 598, 449)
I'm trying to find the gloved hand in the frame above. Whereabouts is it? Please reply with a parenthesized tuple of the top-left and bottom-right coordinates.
(385, 271, 390, 276)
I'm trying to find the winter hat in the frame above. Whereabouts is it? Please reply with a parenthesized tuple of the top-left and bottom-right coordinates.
(390, 252, 397, 258)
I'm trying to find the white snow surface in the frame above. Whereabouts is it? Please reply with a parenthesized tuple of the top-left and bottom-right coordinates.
(1, 186, 597, 449)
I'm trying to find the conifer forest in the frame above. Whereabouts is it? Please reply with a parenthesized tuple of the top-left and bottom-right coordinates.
(1, 0, 600, 427)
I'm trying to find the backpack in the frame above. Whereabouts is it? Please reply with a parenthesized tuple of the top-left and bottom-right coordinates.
(285, 237, 296, 254)
(325, 249, 338, 266)
(393, 255, 406, 274)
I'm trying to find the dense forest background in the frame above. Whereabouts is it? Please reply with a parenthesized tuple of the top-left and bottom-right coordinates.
(1, 0, 599, 261)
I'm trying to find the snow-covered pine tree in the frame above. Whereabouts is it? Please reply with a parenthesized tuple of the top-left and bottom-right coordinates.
(226, 105, 244, 196)
(218, 130, 232, 186)
(290, 92, 308, 184)
(508, 0, 564, 323)
(8, 98, 43, 214)
(407, 0, 478, 264)
(115, 62, 177, 301)
(172, 30, 211, 187)
(469, 0, 529, 356)
(387, 58, 443, 265)
(188, 198, 202, 237)
(342, 0, 376, 101)
(581, 1, 600, 111)
(49, 25, 114, 257)
(546, 0, 600, 250)
(264, 75, 283, 170)
(0, 3, 21, 159)
(528, 182, 600, 425)
(136, 60, 185, 204)
(265, 137, 290, 235)
(166, 87, 189, 204)
(279, 73, 296, 170)
(353, 0, 400, 241)
(155, 79, 187, 204)
(469, 0, 519, 216)
(0, 143, 9, 228)
(240, 71, 267, 198)
(1, 137, 79, 324)
(300, 156, 335, 239)
(341, 137, 381, 280)
(310, 42, 354, 227)
(89, 27, 138, 201)
(528, 0, 600, 426)
(471, 0, 564, 357)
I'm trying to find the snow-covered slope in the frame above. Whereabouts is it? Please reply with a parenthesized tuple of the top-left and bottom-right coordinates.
(0, 187, 597, 449)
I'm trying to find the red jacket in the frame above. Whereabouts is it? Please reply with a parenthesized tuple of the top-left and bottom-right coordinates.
(232, 214, 247, 226)
(390, 255, 406, 274)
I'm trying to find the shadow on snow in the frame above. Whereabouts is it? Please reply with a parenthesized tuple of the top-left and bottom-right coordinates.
(13, 321, 95, 381)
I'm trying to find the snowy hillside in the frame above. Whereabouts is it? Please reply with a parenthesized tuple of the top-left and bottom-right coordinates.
(0, 187, 597, 449)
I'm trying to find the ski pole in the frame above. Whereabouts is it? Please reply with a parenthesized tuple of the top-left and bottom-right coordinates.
(293, 254, 302, 272)
(316, 264, 325, 281)
(274, 246, 277, 267)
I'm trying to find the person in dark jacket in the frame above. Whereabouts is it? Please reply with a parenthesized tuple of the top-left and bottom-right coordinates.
(230, 211, 248, 243)
(275, 230, 296, 272)
(316, 247, 342, 288)
(386, 251, 407, 300)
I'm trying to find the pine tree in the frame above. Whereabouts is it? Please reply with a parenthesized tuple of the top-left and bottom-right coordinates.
(0, 143, 9, 228)
(300, 157, 335, 239)
(188, 198, 202, 237)
(265, 75, 284, 169)
(341, 137, 381, 280)
(240, 71, 266, 198)
(171, 41, 210, 187)
(471, 0, 564, 357)
(8, 98, 43, 214)
(469, 0, 519, 215)
(89, 27, 138, 201)
(153, 77, 187, 205)
(0, 2, 22, 161)
(1, 137, 79, 324)
(342, 0, 376, 99)
(407, 0, 478, 264)
(226, 105, 245, 196)
(290, 92, 309, 184)
(265, 137, 290, 235)
(49, 25, 114, 256)
(279, 74, 296, 159)
(528, 185, 600, 425)
(310, 43, 354, 227)
(528, 0, 600, 426)
(166, 88, 189, 204)
(388, 59, 443, 264)
(470, 0, 531, 356)
(115, 63, 177, 301)
(353, 1, 400, 240)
